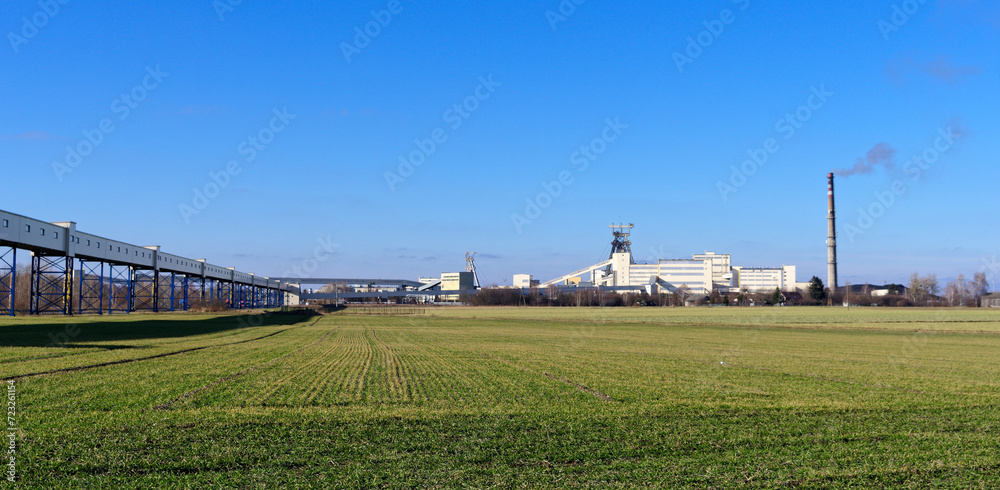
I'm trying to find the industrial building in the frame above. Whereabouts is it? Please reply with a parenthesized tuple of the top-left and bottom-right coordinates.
(732, 266, 805, 293)
(440, 272, 475, 300)
(537, 225, 806, 296)
(513, 274, 539, 288)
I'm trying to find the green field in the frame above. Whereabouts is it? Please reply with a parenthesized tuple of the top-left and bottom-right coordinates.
(2, 307, 999, 488)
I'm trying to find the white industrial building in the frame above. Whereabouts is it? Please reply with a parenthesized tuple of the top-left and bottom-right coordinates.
(539, 250, 804, 296)
(513, 274, 539, 288)
(731, 265, 805, 293)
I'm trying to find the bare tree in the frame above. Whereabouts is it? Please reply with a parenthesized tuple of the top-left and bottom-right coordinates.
(925, 274, 940, 298)
(944, 280, 961, 306)
(908, 272, 940, 306)
(971, 272, 989, 306)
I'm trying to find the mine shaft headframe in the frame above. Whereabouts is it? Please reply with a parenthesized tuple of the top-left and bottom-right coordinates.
(608, 223, 634, 262)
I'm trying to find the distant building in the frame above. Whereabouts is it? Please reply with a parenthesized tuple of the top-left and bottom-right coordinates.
(732, 265, 798, 293)
(982, 293, 1000, 308)
(440, 272, 475, 300)
(692, 252, 734, 291)
(513, 274, 539, 288)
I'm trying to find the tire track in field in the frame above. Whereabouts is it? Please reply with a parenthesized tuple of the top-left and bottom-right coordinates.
(381, 322, 482, 403)
(154, 316, 328, 410)
(8, 316, 319, 381)
(300, 328, 351, 404)
(353, 327, 374, 401)
(541, 372, 615, 401)
(312, 325, 365, 404)
(474, 351, 616, 402)
(729, 363, 925, 394)
(370, 327, 414, 402)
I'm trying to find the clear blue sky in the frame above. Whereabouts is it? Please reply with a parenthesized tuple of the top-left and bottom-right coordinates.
(2, 0, 998, 288)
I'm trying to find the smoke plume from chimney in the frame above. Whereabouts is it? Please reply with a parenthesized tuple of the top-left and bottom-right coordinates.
(834, 143, 897, 177)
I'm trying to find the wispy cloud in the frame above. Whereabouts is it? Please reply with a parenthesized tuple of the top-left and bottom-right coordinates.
(0, 131, 58, 142)
(887, 56, 981, 85)
(323, 108, 376, 117)
(177, 105, 225, 116)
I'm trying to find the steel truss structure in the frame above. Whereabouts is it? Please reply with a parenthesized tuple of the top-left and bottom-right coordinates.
(107, 263, 131, 314)
(78, 260, 104, 315)
(0, 208, 295, 317)
(0, 247, 15, 316)
(132, 268, 157, 312)
(30, 254, 72, 315)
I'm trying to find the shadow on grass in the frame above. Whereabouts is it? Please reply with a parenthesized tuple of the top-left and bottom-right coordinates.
(0, 311, 319, 348)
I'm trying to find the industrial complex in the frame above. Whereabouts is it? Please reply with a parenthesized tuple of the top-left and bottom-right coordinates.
(0, 174, 839, 314)
(292, 224, 809, 303)
(523, 224, 807, 296)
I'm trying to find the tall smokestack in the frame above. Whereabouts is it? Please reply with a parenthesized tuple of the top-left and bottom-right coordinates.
(827, 173, 838, 291)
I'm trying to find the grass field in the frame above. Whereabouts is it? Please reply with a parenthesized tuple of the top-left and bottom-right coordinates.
(2, 307, 999, 488)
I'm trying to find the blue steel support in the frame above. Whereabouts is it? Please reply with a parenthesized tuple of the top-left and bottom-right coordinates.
(78, 260, 104, 315)
(30, 254, 72, 315)
(0, 247, 15, 316)
(220, 281, 232, 309)
(169, 273, 176, 312)
(108, 263, 130, 314)
(132, 268, 156, 312)
(183, 275, 189, 311)
(170, 272, 174, 311)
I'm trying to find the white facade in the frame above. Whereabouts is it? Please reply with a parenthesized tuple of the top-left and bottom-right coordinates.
(440, 272, 475, 300)
(692, 251, 734, 292)
(733, 265, 797, 292)
(651, 259, 712, 294)
(586, 253, 713, 294)
(540, 246, 800, 298)
(513, 274, 534, 288)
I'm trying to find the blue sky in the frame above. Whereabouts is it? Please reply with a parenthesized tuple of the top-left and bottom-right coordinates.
(2, 0, 998, 288)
